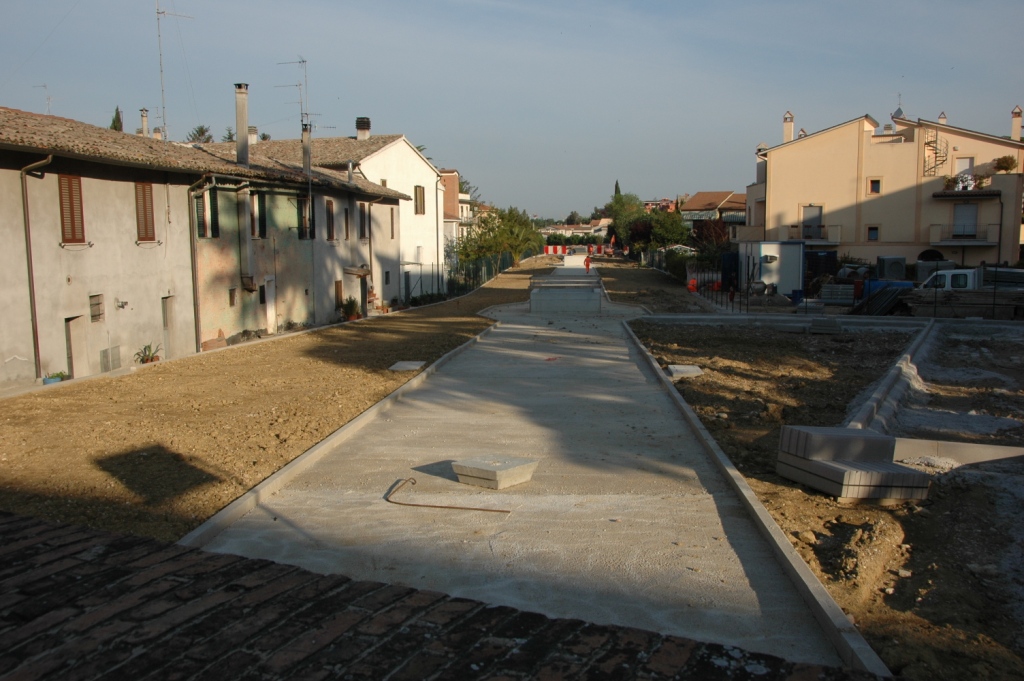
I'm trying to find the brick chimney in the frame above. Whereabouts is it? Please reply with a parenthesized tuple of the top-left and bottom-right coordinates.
(235, 83, 249, 167)
(356, 117, 371, 141)
(140, 108, 149, 137)
(1012, 106, 1022, 142)
(783, 111, 794, 143)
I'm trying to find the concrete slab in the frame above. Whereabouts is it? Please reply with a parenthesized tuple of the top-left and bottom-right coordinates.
(389, 361, 426, 371)
(667, 364, 704, 378)
(452, 456, 539, 489)
(195, 254, 847, 668)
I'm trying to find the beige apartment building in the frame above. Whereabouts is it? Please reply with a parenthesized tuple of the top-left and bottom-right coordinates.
(744, 107, 1024, 269)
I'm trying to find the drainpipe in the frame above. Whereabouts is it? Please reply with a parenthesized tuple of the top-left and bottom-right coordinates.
(20, 155, 53, 379)
(435, 174, 442, 294)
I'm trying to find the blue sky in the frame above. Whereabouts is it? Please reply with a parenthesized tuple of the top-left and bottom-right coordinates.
(2, 0, 1022, 218)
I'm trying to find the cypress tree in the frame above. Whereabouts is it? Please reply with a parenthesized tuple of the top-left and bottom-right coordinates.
(614, 179, 621, 196)
(110, 106, 123, 132)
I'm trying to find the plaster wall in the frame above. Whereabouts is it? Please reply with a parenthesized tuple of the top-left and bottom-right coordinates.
(1, 164, 195, 383)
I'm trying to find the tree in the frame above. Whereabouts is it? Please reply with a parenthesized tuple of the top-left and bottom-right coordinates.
(259, 132, 271, 141)
(614, 179, 621, 196)
(109, 106, 123, 132)
(221, 126, 235, 142)
(186, 125, 213, 143)
(566, 210, 584, 225)
(459, 176, 482, 204)
(457, 206, 544, 268)
(994, 155, 1018, 173)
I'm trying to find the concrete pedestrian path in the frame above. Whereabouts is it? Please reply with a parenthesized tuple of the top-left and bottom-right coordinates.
(193, 255, 844, 668)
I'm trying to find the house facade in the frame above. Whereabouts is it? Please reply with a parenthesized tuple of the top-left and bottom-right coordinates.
(745, 108, 1024, 268)
(238, 118, 444, 301)
(0, 90, 403, 385)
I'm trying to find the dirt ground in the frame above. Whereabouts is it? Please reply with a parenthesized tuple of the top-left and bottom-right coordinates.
(3, 254, 1023, 679)
(600, 259, 1024, 681)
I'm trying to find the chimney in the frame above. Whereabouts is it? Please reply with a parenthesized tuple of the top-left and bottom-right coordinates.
(302, 123, 311, 176)
(1012, 106, 1022, 142)
(140, 108, 149, 137)
(783, 111, 794, 143)
(356, 117, 371, 141)
(797, 128, 807, 138)
(153, 127, 162, 141)
(235, 83, 249, 167)
(248, 126, 258, 146)
(938, 111, 947, 125)
(883, 123, 893, 135)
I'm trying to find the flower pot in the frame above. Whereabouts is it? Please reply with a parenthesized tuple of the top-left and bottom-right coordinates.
(43, 377, 61, 385)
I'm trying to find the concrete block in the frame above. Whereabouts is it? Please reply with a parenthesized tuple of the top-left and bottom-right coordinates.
(452, 457, 539, 490)
(779, 426, 895, 462)
(666, 365, 703, 378)
(776, 454, 930, 501)
(389, 361, 426, 371)
(809, 317, 843, 335)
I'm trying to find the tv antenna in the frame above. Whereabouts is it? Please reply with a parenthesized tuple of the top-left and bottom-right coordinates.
(155, 1, 192, 142)
(278, 57, 309, 124)
(34, 84, 52, 114)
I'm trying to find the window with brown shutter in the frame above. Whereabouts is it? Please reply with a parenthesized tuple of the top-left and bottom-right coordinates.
(344, 207, 350, 240)
(135, 182, 155, 241)
(414, 185, 425, 215)
(325, 199, 336, 241)
(359, 203, 368, 239)
(59, 175, 85, 243)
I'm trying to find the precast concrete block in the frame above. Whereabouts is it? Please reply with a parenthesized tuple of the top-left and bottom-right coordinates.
(776, 453, 930, 501)
(779, 425, 895, 462)
(666, 365, 704, 378)
(451, 457, 539, 490)
(389, 361, 426, 371)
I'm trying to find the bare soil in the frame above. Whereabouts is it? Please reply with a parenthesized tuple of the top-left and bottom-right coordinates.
(3, 254, 1022, 679)
(601, 259, 1024, 681)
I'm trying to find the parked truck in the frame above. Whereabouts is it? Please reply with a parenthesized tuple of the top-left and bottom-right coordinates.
(919, 267, 1024, 291)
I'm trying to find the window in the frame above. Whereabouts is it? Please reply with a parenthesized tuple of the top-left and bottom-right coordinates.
(380, 179, 387, 188)
(251, 193, 266, 239)
(59, 175, 85, 243)
(297, 196, 313, 240)
(335, 280, 344, 309)
(195, 189, 219, 238)
(135, 182, 155, 241)
(344, 207, 350, 240)
(868, 179, 881, 195)
(867, 226, 879, 241)
(390, 207, 395, 239)
(384, 271, 391, 285)
(951, 273, 969, 289)
(259, 284, 266, 305)
(414, 185, 425, 215)
(359, 203, 368, 239)
(229, 288, 237, 307)
(953, 203, 978, 237)
(89, 294, 104, 322)
(325, 200, 336, 241)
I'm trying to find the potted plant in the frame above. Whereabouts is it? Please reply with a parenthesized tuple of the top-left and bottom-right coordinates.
(43, 371, 68, 385)
(341, 296, 361, 321)
(134, 343, 162, 364)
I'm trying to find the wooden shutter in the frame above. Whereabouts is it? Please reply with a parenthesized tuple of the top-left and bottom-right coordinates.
(194, 194, 206, 238)
(209, 189, 219, 237)
(359, 203, 367, 239)
(59, 175, 85, 243)
(326, 199, 335, 241)
(257, 193, 267, 238)
(135, 183, 155, 241)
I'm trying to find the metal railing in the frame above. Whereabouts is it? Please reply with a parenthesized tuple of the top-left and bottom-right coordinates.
(928, 224, 997, 243)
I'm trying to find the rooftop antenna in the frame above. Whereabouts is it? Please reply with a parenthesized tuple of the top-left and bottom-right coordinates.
(155, 1, 192, 142)
(278, 57, 309, 124)
(34, 84, 52, 114)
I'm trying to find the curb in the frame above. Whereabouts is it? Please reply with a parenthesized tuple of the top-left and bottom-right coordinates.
(178, 320, 503, 549)
(621, 320, 893, 678)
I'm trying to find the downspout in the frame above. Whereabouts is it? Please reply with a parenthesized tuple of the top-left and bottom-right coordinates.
(20, 155, 53, 379)
(435, 174, 442, 293)
(187, 173, 212, 353)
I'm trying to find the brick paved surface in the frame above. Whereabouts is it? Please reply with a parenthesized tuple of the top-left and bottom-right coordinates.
(0, 513, 885, 680)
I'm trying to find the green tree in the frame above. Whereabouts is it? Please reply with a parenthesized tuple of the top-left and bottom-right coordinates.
(566, 210, 583, 225)
(614, 179, 621, 196)
(459, 176, 482, 204)
(186, 125, 213, 143)
(259, 132, 271, 141)
(221, 126, 235, 142)
(109, 106, 123, 132)
(994, 155, 1018, 173)
(457, 206, 544, 268)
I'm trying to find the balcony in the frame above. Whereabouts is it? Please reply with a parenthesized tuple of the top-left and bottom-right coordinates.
(929, 224, 998, 246)
(785, 224, 842, 245)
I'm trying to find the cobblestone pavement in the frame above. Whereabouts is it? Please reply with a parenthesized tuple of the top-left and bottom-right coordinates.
(0, 513, 885, 680)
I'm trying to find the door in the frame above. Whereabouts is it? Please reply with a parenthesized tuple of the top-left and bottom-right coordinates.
(359, 277, 368, 317)
(953, 203, 978, 237)
(264, 277, 276, 334)
(161, 296, 173, 359)
(64, 316, 87, 378)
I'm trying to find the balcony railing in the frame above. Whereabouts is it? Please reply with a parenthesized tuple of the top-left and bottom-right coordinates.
(786, 224, 841, 243)
(929, 224, 998, 245)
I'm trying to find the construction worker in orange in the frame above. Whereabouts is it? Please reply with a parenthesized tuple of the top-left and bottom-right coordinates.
(584, 255, 592, 274)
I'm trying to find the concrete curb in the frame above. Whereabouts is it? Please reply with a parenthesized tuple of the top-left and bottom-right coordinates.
(846, 320, 935, 432)
(621, 320, 892, 678)
(178, 321, 503, 549)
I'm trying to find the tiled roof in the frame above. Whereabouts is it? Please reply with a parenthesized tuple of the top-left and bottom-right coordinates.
(202, 134, 405, 168)
(679, 191, 736, 212)
(0, 107, 406, 201)
(720, 194, 746, 211)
